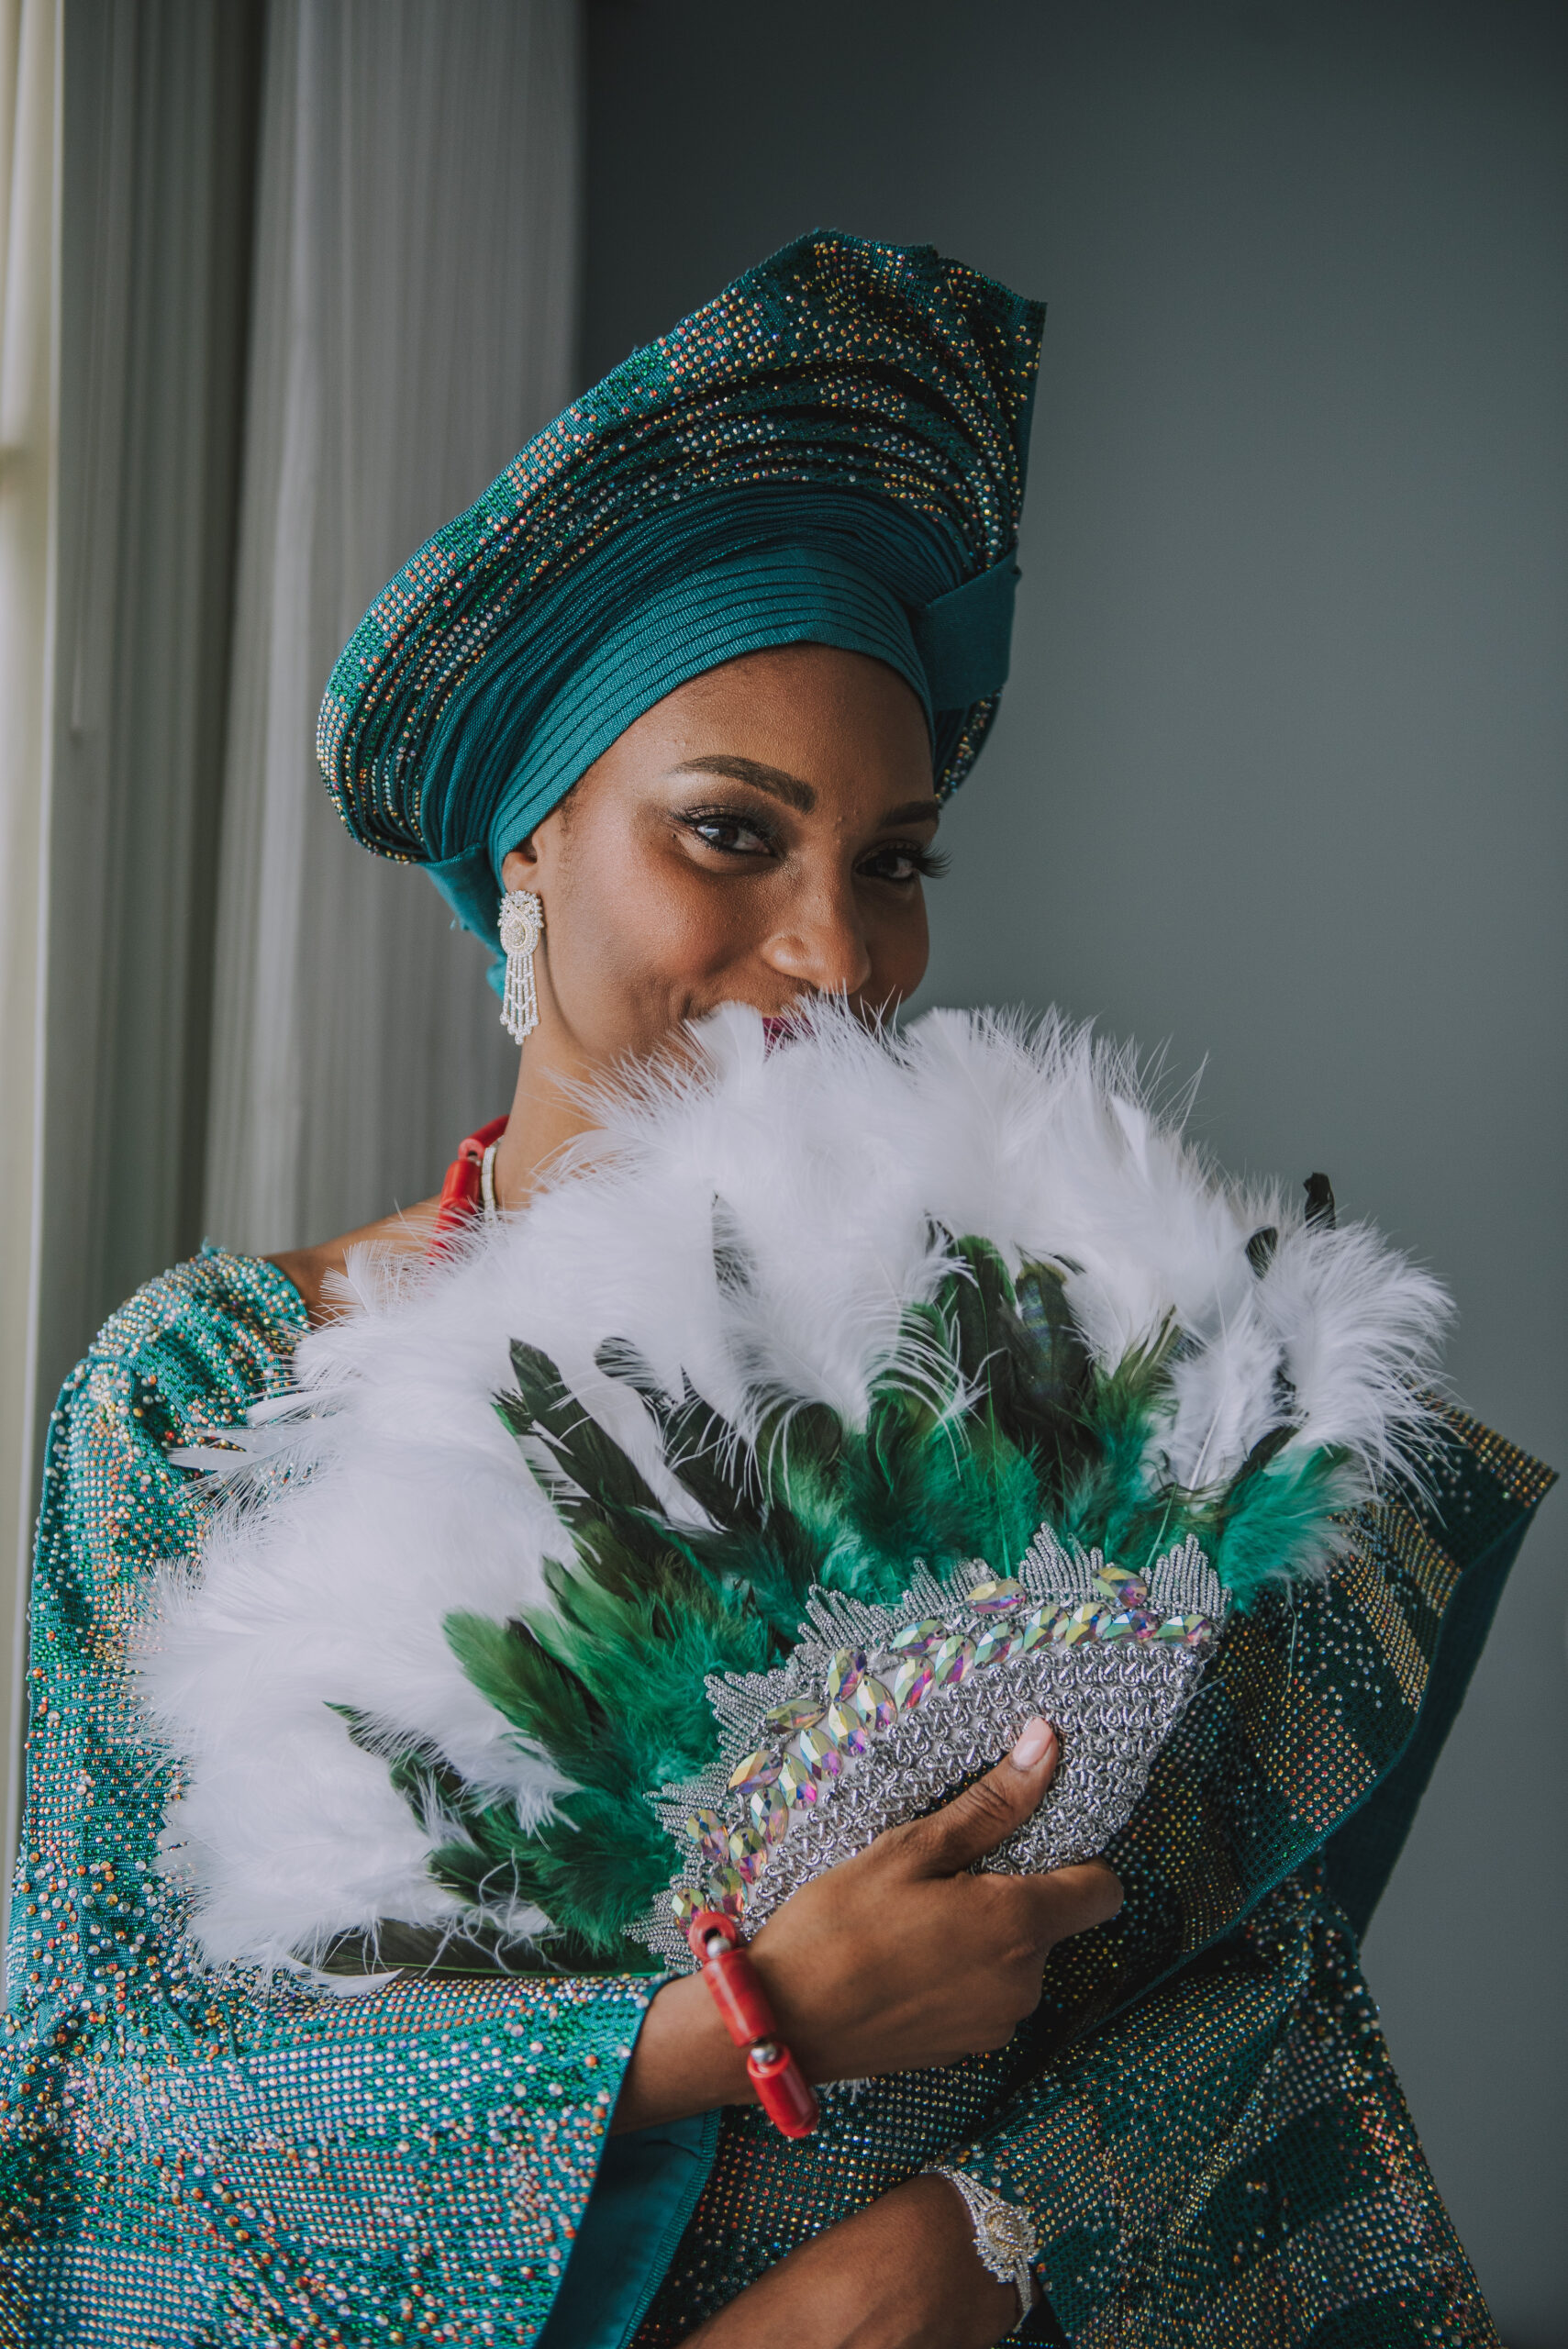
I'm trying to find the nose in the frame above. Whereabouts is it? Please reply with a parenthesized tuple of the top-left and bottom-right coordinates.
(760, 874, 873, 998)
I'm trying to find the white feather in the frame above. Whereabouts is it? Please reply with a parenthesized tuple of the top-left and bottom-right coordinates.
(133, 1000, 1450, 1967)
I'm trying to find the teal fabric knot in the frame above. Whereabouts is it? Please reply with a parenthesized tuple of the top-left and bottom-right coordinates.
(911, 552, 1020, 709)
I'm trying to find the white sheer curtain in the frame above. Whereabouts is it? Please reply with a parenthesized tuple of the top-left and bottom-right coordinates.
(205, 0, 580, 1255)
(0, 0, 579, 1906)
(0, 0, 60, 1902)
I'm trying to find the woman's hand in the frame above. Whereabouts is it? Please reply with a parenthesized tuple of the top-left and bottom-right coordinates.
(614, 1717, 1122, 2131)
(681, 2171, 1029, 2349)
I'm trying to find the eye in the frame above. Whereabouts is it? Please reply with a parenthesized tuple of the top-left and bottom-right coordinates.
(857, 840, 949, 885)
(677, 805, 780, 860)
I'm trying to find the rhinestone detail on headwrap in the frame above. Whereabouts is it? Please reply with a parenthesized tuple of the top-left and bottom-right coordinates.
(315, 230, 1044, 965)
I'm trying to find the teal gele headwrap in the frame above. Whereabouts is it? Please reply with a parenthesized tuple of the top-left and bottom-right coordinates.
(317, 228, 1044, 972)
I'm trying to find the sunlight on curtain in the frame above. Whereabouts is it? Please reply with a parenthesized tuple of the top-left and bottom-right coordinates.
(204, 0, 581, 1256)
(0, 0, 60, 1919)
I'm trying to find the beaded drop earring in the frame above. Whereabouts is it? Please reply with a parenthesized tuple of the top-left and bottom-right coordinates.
(498, 888, 544, 1043)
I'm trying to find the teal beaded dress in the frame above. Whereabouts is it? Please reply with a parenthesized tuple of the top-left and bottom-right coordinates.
(1, 1241, 1551, 2345)
(9, 236, 1547, 2346)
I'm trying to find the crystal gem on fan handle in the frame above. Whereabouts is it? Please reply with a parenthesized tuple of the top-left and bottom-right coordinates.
(825, 1648, 866, 1702)
(1059, 1604, 1105, 1646)
(709, 1866, 746, 1916)
(685, 1808, 728, 1862)
(788, 1724, 841, 1779)
(825, 1698, 870, 1755)
(1018, 1603, 1068, 1652)
(891, 1655, 935, 1712)
(973, 1623, 1017, 1667)
(964, 1577, 1025, 1612)
(851, 1675, 896, 1733)
(671, 1887, 701, 1929)
(778, 1752, 820, 1809)
(889, 1618, 943, 1655)
(930, 1634, 975, 1687)
(728, 1748, 783, 1797)
(763, 1696, 827, 1735)
(728, 1826, 770, 1883)
(750, 1784, 791, 1843)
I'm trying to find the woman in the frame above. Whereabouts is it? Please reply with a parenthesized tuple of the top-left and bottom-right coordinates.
(2, 233, 1550, 2349)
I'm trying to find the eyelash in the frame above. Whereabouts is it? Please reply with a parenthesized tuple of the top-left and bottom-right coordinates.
(876, 841, 950, 883)
(676, 805, 947, 884)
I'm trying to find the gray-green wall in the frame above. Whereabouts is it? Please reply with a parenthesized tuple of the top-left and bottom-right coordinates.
(584, 4, 1567, 2335)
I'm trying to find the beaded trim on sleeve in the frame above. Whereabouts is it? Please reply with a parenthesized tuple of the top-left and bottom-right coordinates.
(925, 2164, 1038, 2329)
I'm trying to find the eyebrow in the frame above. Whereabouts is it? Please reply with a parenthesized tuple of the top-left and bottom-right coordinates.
(670, 756, 941, 831)
(671, 754, 816, 811)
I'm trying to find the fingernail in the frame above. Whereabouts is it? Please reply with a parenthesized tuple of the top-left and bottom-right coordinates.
(1009, 1718, 1053, 1770)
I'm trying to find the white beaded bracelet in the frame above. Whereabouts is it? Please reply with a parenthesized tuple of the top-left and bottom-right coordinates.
(924, 2164, 1038, 2332)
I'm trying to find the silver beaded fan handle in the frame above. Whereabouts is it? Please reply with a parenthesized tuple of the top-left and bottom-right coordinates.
(634, 1541, 1221, 1972)
(925, 2165, 1038, 2329)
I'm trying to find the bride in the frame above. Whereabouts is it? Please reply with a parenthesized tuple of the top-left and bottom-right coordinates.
(4, 231, 1547, 2349)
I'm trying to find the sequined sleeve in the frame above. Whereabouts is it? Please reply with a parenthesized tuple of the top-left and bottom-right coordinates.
(941, 1865, 1498, 2345)
(632, 1418, 1549, 2347)
(935, 1413, 1558, 2347)
(1, 1249, 660, 2348)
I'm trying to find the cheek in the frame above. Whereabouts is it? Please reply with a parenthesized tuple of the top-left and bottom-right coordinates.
(548, 834, 743, 1028)
(863, 891, 931, 1001)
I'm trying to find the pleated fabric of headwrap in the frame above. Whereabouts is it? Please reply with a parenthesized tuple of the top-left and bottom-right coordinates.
(317, 228, 1044, 975)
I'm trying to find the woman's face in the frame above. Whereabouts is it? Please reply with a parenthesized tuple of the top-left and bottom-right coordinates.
(501, 642, 942, 1072)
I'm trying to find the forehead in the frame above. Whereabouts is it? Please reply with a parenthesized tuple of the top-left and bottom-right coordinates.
(626, 643, 936, 797)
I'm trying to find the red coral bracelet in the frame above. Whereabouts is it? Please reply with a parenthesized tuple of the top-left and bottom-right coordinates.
(685, 1909, 819, 2138)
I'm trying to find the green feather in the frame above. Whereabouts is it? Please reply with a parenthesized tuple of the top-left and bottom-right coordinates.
(594, 1341, 765, 1536)
(528, 1787, 689, 1950)
(1210, 1446, 1351, 1609)
(499, 1338, 665, 1523)
(361, 1227, 1357, 1959)
(441, 1610, 606, 1783)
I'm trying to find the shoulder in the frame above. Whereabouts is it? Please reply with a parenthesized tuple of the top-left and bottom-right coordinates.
(38, 1249, 308, 1603)
(268, 1198, 440, 1325)
(21, 1254, 309, 1897)
(66, 1246, 309, 1444)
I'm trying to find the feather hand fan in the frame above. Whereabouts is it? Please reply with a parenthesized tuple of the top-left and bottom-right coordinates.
(354, 1231, 1385, 1972)
(145, 1008, 1448, 1978)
